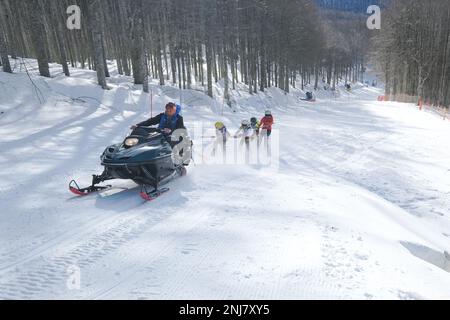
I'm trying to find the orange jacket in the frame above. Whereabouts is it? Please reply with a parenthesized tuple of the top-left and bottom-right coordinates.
(260, 116, 274, 130)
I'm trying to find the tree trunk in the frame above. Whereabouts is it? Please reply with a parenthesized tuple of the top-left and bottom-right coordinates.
(90, 2, 107, 89)
(131, 9, 144, 85)
(29, 0, 50, 77)
(223, 55, 230, 106)
(417, 65, 424, 103)
(206, 44, 213, 98)
(0, 29, 12, 73)
(52, 1, 70, 76)
(156, 41, 165, 86)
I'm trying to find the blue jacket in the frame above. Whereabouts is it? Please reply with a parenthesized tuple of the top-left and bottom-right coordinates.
(137, 105, 185, 132)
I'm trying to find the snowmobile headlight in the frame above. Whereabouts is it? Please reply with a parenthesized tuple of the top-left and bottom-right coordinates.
(124, 138, 139, 147)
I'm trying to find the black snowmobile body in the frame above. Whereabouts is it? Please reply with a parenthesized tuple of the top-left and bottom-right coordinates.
(70, 127, 190, 200)
(101, 129, 177, 186)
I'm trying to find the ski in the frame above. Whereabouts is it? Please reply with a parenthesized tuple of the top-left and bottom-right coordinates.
(139, 186, 170, 201)
(69, 180, 111, 196)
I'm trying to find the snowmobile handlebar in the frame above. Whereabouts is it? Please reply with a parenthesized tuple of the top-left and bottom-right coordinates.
(129, 126, 165, 137)
(135, 126, 162, 133)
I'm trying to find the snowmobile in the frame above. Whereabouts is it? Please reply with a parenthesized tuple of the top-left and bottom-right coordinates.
(69, 127, 191, 201)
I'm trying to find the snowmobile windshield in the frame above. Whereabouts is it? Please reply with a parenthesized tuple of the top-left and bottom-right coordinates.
(130, 126, 161, 137)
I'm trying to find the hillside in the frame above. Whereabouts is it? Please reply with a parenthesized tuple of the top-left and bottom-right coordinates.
(0, 60, 449, 299)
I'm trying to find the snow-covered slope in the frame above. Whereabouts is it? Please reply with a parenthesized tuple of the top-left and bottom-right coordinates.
(0, 59, 449, 300)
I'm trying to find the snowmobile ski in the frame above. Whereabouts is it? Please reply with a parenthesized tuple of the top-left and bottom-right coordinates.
(139, 185, 170, 201)
(69, 180, 111, 196)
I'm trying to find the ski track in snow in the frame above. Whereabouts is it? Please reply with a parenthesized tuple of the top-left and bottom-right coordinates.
(1, 60, 450, 299)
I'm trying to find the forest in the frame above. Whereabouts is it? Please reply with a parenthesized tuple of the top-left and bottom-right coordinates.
(0, 0, 448, 109)
(375, 0, 450, 108)
(0, 0, 368, 106)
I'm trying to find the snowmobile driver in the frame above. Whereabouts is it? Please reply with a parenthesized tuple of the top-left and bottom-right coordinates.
(131, 102, 186, 135)
(131, 102, 190, 165)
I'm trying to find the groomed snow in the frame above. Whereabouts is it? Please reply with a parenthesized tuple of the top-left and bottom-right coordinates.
(0, 59, 449, 300)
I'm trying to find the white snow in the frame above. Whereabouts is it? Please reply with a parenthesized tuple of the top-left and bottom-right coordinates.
(0, 59, 450, 300)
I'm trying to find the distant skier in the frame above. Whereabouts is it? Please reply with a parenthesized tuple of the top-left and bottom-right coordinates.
(302, 92, 315, 102)
(212, 122, 231, 159)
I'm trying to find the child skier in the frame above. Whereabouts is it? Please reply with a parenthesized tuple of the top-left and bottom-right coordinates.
(260, 110, 274, 138)
(235, 119, 254, 150)
(212, 122, 230, 159)
(250, 117, 260, 137)
(260, 111, 274, 155)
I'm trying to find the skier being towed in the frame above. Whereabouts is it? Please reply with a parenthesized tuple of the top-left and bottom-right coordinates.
(130, 102, 186, 147)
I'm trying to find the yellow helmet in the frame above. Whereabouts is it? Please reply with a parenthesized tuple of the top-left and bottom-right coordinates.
(215, 122, 225, 129)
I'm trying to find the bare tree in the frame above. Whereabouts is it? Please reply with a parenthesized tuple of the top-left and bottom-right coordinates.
(0, 26, 12, 73)
(1, 0, 376, 101)
(375, 0, 450, 108)
(28, 0, 50, 77)
(89, 0, 107, 89)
